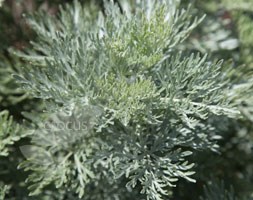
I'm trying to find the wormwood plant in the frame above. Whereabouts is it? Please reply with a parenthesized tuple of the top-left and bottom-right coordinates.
(3, 0, 251, 199)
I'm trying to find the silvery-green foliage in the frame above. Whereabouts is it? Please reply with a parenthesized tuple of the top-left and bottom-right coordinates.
(0, 56, 29, 107)
(14, 0, 242, 199)
(0, 184, 9, 200)
(0, 110, 27, 157)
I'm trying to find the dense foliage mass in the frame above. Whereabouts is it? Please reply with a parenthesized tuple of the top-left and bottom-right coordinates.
(0, 0, 252, 199)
